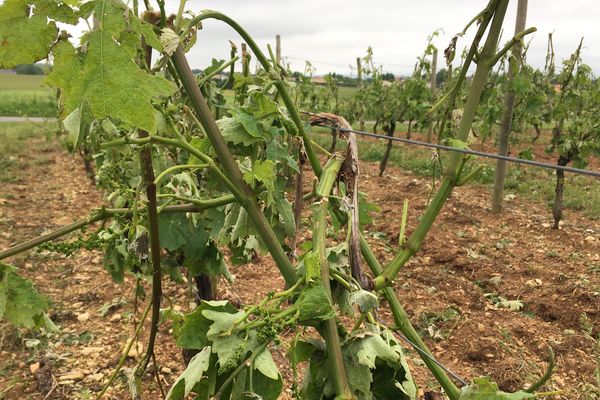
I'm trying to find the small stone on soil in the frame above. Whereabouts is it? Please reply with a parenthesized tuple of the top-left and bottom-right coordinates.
(81, 347, 103, 355)
(77, 312, 90, 322)
(29, 362, 40, 374)
(109, 313, 121, 322)
(60, 370, 84, 381)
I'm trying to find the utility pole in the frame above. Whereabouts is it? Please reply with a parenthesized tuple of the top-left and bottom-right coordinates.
(491, 0, 528, 213)
(426, 48, 438, 143)
(356, 57, 364, 131)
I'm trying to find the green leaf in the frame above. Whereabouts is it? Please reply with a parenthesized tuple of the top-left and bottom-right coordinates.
(301, 350, 334, 399)
(236, 111, 262, 137)
(358, 192, 381, 228)
(63, 103, 92, 148)
(36, 0, 79, 24)
(445, 138, 470, 150)
(348, 289, 378, 314)
(187, 241, 230, 279)
(212, 334, 245, 373)
(251, 368, 283, 400)
(517, 148, 534, 161)
(0, 263, 49, 329)
(157, 214, 228, 277)
(93, 0, 127, 37)
(343, 328, 417, 399)
(159, 206, 228, 279)
(202, 308, 245, 339)
(371, 362, 415, 399)
(45, 33, 175, 132)
(248, 92, 279, 118)
(296, 284, 335, 325)
(266, 140, 299, 173)
(288, 340, 317, 364)
(218, 116, 265, 147)
(254, 348, 279, 380)
(343, 360, 372, 397)
(275, 197, 296, 237)
(176, 300, 238, 349)
(188, 137, 212, 165)
(302, 251, 321, 283)
(166, 347, 212, 400)
(0, 0, 58, 68)
(243, 160, 276, 203)
(130, 14, 163, 50)
(354, 333, 401, 369)
(459, 377, 535, 399)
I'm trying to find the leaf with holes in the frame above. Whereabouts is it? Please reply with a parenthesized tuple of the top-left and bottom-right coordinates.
(0, 0, 58, 67)
(45, 29, 175, 132)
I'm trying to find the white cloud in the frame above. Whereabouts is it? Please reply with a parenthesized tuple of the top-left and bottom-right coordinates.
(47, 0, 600, 76)
(163, 1, 600, 76)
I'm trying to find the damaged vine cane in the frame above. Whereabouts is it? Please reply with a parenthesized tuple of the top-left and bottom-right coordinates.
(309, 112, 373, 291)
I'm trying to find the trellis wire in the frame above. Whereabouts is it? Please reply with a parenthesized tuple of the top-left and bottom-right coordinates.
(374, 315, 468, 387)
(324, 127, 600, 178)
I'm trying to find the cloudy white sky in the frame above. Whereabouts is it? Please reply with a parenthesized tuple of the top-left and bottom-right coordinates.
(42, 0, 598, 76)
(157, 0, 600, 77)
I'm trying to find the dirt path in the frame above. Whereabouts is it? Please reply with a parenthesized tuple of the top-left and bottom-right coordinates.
(359, 161, 600, 397)
(0, 132, 598, 399)
(0, 135, 186, 399)
(0, 116, 55, 123)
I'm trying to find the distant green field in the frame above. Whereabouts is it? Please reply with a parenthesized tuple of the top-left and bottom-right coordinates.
(221, 84, 358, 106)
(0, 74, 50, 91)
(0, 74, 357, 118)
(0, 74, 57, 117)
(337, 85, 357, 100)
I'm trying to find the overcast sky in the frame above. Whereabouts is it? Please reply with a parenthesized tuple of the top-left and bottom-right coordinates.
(154, 0, 599, 77)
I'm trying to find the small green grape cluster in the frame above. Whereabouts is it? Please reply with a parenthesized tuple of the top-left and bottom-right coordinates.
(254, 312, 286, 345)
(39, 233, 104, 257)
(219, 343, 245, 374)
(281, 118, 299, 136)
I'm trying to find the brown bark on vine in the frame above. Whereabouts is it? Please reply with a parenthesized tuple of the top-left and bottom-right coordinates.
(379, 120, 396, 177)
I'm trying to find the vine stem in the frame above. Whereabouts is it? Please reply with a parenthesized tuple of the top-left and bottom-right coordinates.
(182, 11, 323, 176)
(0, 201, 231, 261)
(170, 45, 300, 287)
(312, 163, 353, 398)
(219, 42, 237, 90)
(137, 35, 162, 372)
(174, 0, 186, 30)
(427, 0, 499, 133)
(374, 0, 511, 289)
(314, 198, 353, 399)
(97, 301, 152, 399)
(197, 56, 239, 87)
(359, 237, 460, 399)
(153, 163, 209, 185)
(525, 347, 555, 393)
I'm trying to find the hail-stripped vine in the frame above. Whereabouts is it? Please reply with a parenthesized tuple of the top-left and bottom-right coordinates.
(0, 0, 558, 399)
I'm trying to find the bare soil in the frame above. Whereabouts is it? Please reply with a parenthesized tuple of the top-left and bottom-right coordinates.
(0, 134, 598, 399)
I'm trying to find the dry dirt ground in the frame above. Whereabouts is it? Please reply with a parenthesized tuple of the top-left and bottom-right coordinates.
(0, 132, 599, 399)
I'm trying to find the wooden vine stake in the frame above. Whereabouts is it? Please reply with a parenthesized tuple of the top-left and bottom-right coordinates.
(491, 0, 529, 213)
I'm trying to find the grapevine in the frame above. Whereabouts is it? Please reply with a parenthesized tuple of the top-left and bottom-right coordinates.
(0, 1, 560, 399)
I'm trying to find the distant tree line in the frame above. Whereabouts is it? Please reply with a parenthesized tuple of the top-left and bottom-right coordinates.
(15, 63, 46, 75)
